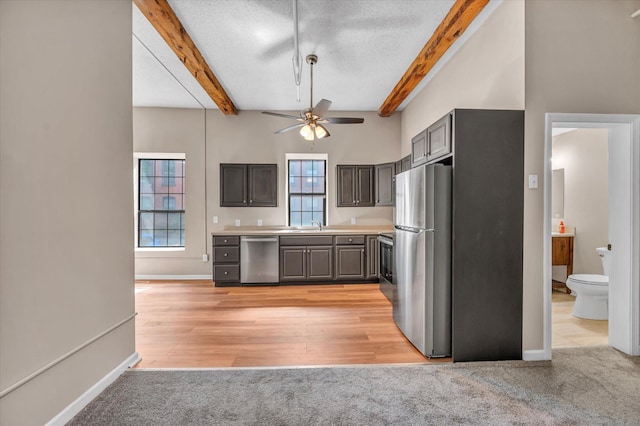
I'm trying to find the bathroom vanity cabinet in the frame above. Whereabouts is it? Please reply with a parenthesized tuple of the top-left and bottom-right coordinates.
(552, 235, 574, 294)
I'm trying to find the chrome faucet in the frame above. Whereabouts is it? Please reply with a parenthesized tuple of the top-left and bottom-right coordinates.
(311, 220, 323, 231)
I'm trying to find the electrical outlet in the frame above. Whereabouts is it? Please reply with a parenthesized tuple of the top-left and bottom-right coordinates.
(213, 216, 218, 224)
(257, 219, 263, 226)
(235, 219, 241, 226)
(528, 174, 538, 189)
(202, 254, 209, 262)
(351, 217, 357, 225)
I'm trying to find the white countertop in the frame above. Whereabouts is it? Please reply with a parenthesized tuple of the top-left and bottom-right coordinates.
(552, 231, 575, 237)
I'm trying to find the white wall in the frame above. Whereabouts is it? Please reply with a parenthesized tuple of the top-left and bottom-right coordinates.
(0, 1, 135, 424)
(400, 0, 525, 153)
(133, 108, 401, 276)
(524, 0, 640, 350)
(552, 129, 609, 281)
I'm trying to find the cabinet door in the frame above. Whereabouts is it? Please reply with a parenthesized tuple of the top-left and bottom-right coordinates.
(335, 245, 365, 280)
(411, 130, 427, 168)
(280, 247, 306, 281)
(220, 164, 247, 207)
(307, 246, 334, 281)
(401, 155, 411, 172)
(375, 162, 394, 206)
(336, 165, 356, 206)
(426, 113, 452, 161)
(394, 160, 402, 176)
(356, 166, 375, 207)
(248, 164, 277, 207)
(366, 235, 379, 280)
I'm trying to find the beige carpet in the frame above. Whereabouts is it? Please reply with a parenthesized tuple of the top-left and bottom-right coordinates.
(68, 346, 640, 425)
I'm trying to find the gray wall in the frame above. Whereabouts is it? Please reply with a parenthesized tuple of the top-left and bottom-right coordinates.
(0, 1, 135, 424)
(133, 108, 401, 276)
(523, 0, 640, 350)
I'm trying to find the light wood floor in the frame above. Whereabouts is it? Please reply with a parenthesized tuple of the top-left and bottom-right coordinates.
(134, 281, 444, 368)
(552, 289, 608, 348)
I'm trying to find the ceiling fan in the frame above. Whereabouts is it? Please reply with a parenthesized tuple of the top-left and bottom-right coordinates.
(262, 54, 364, 141)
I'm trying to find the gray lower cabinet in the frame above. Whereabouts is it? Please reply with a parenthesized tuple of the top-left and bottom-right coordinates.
(375, 162, 394, 206)
(212, 235, 240, 286)
(335, 235, 365, 280)
(366, 235, 378, 280)
(279, 235, 334, 283)
(280, 246, 333, 282)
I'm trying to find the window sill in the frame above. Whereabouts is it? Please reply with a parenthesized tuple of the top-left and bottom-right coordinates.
(135, 247, 185, 252)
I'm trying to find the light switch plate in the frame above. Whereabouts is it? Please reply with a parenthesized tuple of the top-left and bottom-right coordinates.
(351, 217, 357, 225)
(528, 174, 538, 189)
(235, 219, 241, 226)
(257, 219, 263, 226)
(213, 216, 218, 224)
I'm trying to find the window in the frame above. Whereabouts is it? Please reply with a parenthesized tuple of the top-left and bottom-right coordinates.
(288, 158, 326, 226)
(137, 157, 185, 248)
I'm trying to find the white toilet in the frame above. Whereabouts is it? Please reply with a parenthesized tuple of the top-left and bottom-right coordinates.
(566, 247, 610, 320)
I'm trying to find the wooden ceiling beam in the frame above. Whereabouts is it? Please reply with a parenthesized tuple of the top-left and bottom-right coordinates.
(378, 0, 490, 117)
(133, 0, 238, 115)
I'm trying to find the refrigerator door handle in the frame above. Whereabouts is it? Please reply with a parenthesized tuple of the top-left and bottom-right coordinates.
(394, 225, 434, 233)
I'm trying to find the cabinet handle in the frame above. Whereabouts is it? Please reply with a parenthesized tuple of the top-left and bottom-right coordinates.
(224, 271, 228, 275)
(224, 253, 228, 257)
(348, 238, 353, 242)
(362, 249, 365, 253)
(250, 200, 253, 204)
(223, 239, 228, 243)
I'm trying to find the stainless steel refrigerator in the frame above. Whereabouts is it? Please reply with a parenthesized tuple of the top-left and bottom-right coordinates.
(393, 163, 452, 357)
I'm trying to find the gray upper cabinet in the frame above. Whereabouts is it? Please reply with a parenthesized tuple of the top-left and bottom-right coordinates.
(411, 130, 427, 168)
(411, 113, 452, 168)
(426, 113, 452, 162)
(401, 155, 411, 172)
(248, 164, 278, 207)
(220, 163, 277, 207)
(219, 164, 247, 207)
(336, 165, 374, 207)
(375, 162, 394, 206)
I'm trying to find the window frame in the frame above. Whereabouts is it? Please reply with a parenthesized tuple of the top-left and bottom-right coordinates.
(285, 153, 329, 226)
(134, 152, 186, 252)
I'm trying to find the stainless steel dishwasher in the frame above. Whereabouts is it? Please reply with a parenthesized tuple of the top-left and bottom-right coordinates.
(240, 236, 279, 284)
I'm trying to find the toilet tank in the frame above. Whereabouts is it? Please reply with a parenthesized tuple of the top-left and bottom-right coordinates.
(596, 247, 611, 276)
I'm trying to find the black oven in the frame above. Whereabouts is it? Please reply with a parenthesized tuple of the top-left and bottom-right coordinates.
(378, 233, 394, 302)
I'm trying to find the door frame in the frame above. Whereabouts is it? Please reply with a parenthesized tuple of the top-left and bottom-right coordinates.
(543, 113, 640, 359)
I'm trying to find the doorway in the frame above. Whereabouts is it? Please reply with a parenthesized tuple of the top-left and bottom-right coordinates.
(544, 113, 640, 358)
(550, 128, 609, 348)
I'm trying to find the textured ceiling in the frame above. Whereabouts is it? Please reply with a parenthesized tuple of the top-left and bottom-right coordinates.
(132, 0, 494, 112)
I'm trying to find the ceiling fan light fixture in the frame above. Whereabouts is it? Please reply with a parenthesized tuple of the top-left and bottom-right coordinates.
(300, 124, 314, 140)
(314, 124, 328, 139)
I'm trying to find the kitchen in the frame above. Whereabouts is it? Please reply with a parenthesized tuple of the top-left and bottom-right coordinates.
(131, 0, 526, 367)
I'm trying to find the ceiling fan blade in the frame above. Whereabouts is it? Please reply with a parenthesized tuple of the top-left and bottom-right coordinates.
(262, 111, 302, 120)
(274, 123, 306, 134)
(324, 117, 365, 124)
(313, 99, 332, 117)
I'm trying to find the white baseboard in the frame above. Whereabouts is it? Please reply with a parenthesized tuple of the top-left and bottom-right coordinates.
(46, 352, 141, 426)
(522, 349, 550, 361)
(135, 275, 212, 280)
